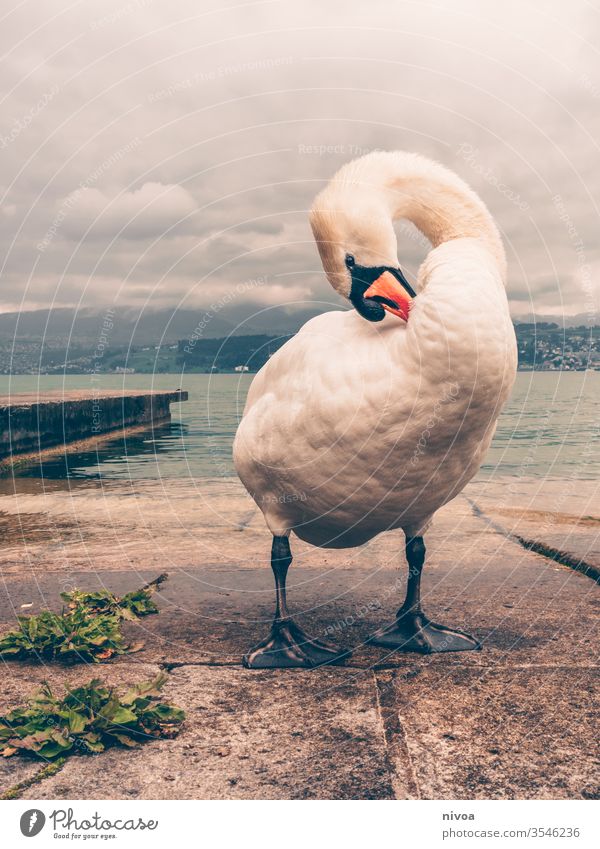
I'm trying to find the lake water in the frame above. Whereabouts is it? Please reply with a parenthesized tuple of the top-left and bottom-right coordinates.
(1, 371, 599, 482)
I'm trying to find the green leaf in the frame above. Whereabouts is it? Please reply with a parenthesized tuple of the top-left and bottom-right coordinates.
(66, 710, 87, 734)
(81, 736, 104, 753)
(0, 575, 168, 665)
(0, 676, 184, 762)
(109, 732, 140, 747)
(109, 707, 137, 725)
(36, 740, 73, 758)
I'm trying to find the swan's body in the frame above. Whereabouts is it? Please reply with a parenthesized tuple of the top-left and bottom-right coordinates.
(235, 239, 515, 547)
(233, 151, 517, 667)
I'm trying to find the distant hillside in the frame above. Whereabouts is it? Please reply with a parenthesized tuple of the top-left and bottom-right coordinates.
(0, 305, 331, 345)
(0, 305, 595, 349)
(178, 334, 292, 372)
(178, 324, 600, 374)
(514, 312, 598, 327)
(0, 307, 246, 344)
(0, 305, 598, 375)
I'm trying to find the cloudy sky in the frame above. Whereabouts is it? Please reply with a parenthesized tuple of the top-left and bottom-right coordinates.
(2, 0, 600, 322)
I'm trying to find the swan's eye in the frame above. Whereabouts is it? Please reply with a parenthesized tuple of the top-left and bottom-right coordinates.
(345, 254, 355, 269)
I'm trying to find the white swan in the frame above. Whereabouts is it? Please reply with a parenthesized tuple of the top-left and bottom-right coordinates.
(233, 151, 517, 668)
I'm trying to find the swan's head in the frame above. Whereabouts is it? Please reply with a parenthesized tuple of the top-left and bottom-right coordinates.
(309, 192, 414, 323)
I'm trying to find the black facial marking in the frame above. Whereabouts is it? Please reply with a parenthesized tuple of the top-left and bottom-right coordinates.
(349, 268, 385, 322)
(348, 264, 415, 322)
(369, 295, 400, 310)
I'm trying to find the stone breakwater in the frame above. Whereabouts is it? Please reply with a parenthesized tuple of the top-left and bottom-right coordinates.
(0, 389, 187, 460)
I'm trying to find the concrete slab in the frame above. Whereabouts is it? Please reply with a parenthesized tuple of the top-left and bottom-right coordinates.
(469, 478, 600, 572)
(375, 666, 600, 799)
(127, 556, 599, 670)
(1, 521, 596, 670)
(0, 475, 597, 800)
(0, 751, 43, 799)
(21, 666, 394, 800)
(1, 475, 596, 581)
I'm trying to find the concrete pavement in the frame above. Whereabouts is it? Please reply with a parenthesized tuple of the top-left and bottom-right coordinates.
(0, 477, 598, 799)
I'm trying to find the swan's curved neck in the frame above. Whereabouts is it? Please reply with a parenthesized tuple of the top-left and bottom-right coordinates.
(340, 152, 506, 276)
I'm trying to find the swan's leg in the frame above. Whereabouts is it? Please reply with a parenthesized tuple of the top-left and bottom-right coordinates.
(243, 535, 350, 669)
(369, 536, 481, 653)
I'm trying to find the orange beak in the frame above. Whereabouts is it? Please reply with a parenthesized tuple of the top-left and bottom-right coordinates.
(363, 270, 413, 322)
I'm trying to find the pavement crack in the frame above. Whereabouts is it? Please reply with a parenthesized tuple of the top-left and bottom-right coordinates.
(510, 537, 600, 583)
(372, 670, 420, 800)
(1, 756, 66, 800)
(468, 498, 600, 583)
(159, 660, 239, 669)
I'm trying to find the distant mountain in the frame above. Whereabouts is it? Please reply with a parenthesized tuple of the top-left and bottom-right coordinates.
(224, 305, 336, 335)
(513, 313, 597, 328)
(1, 305, 597, 375)
(0, 307, 244, 343)
(0, 305, 333, 345)
(0, 305, 596, 348)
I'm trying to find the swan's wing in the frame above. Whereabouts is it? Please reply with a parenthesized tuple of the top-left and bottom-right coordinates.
(233, 309, 411, 481)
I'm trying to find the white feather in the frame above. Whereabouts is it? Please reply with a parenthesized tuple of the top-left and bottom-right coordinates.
(233, 152, 517, 548)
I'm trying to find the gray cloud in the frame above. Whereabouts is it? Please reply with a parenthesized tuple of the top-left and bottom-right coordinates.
(1, 0, 599, 320)
(59, 181, 197, 239)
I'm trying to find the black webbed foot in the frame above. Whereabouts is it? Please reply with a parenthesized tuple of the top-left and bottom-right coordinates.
(243, 619, 351, 669)
(368, 610, 481, 654)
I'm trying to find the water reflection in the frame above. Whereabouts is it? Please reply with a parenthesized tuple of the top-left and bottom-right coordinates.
(16, 421, 190, 481)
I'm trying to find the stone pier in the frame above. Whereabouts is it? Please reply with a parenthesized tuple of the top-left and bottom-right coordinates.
(0, 389, 188, 462)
